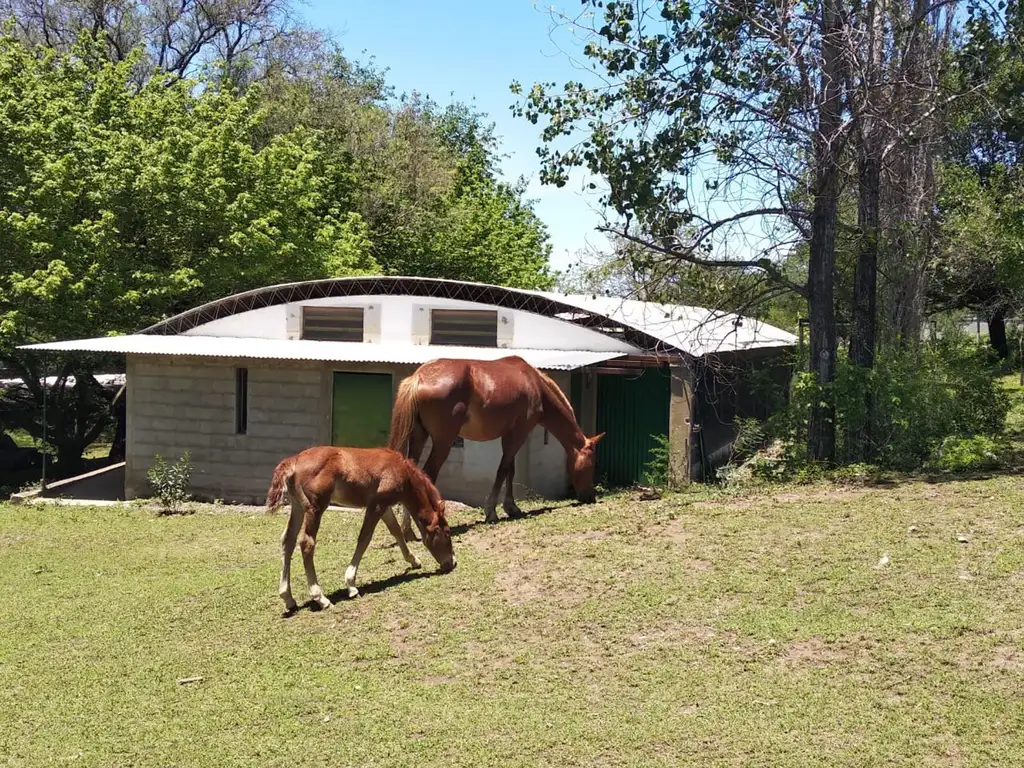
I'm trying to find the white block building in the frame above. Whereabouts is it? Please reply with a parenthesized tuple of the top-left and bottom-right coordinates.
(23, 277, 797, 505)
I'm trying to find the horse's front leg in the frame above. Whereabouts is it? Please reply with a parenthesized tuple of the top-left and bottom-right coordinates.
(298, 504, 331, 610)
(344, 504, 384, 599)
(279, 500, 304, 614)
(488, 432, 529, 522)
(396, 425, 429, 545)
(381, 507, 422, 570)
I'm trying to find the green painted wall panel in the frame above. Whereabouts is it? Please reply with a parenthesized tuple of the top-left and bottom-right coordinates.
(595, 369, 670, 487)
(331, 372, 393, 448)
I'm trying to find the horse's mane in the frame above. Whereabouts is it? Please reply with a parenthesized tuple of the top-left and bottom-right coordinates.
(402, 457, 441, 508)
(537, 369, 577, 420)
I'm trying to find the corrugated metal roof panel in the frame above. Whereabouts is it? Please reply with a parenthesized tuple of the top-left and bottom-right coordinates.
(531, 291, 798, 357)
(18, 335, 625, 371)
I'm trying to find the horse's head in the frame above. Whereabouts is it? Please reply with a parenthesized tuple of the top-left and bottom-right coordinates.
(421, 497, 455, 573)
(568, 432, 605, 504)
(409, 465, 456, 573)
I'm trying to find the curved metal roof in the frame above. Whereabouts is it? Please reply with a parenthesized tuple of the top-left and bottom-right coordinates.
(142, 276, 683, 355)
(140, 276, 797, 358)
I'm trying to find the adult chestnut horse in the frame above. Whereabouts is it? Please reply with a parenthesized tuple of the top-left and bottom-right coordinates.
(388, 356, 605, 530)
(266, 446, 455, 612)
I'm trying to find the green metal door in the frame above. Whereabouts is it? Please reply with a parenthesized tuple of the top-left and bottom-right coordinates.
(331, 372, 393, 448)
(595, 369, 670, 487)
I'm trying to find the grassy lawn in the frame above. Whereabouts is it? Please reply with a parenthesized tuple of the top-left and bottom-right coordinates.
(2, 471, 1023, 767)
(2, 428, 110, 459)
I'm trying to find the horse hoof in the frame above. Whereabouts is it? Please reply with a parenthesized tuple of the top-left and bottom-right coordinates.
(345, 586, 359, 599)
(504, 506, 524, 519)
(407, 557, 423, 570)
(313, 596, 333, 610)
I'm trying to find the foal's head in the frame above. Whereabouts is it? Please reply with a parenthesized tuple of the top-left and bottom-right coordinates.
(568, 432, 605, 504)
(404, 460, 455, 573)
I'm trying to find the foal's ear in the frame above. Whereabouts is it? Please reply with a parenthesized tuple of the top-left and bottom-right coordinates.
(588, 432, 606, 447)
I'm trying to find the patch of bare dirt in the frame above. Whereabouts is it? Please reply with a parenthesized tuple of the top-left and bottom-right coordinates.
(778, 636, 861, 668)
(990, 646, 1024, 672)
(681, 557, 713, 573)
(378, 615, 435, 656)
(659, 517, 694, 545)
(627, 623, 718, 652)
(0, 533, 32, 548)
(493, 558, 587, 608)
(420, 675, 457, 686)
(557, 530, 609, 544)
(959, 644, 1024, 673)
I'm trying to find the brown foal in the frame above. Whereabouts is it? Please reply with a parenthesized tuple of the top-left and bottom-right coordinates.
(266, 446, 455, 612)
(388, 356, 605, 532)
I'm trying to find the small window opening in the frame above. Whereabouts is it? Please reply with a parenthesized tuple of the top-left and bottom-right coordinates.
(430, 309, 498, 346)
(235, 367, 248, 434)
(301, 306, 365, 341)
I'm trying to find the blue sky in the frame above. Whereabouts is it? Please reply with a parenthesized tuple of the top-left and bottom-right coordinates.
(298, 0, 607, 275)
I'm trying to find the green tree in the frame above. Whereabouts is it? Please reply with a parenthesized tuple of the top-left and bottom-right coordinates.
(513, 0, 849, 462)
(0, 33, 376, 469)
(260, 61, 554, 288)
(933, 163, 1024, 357)
(931, 3, 1024, 358)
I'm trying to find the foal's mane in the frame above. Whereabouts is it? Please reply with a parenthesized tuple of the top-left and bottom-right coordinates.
(402, 456, 440, 510)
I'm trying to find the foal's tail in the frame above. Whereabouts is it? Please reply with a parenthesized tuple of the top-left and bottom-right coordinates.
(388, 373, 421, 455)
(265, 457, 296, 510)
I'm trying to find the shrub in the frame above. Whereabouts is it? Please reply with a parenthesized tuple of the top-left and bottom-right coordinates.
(926, 435, 1004, 473)
(761, 334, 1010, 475)
(642, 433, 670, 487)
(147, 451, 193, 514)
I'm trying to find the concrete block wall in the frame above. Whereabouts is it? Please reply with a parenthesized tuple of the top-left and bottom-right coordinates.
(126, 356, 329, 504)
(125, 356, 573, 507)
(396, 371, 573, 507)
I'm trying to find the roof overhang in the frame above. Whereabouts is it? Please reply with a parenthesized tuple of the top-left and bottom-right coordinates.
(18, 335, 626, 371)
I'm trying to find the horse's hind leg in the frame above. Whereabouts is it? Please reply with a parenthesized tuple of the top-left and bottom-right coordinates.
(344, 504, 384, 599)
(502, 454, 524, 519)
(279, 499, 304, 613)
(486, 431, 529, 523)
(381, 507, 422, 570)
(298, 500, 332, 610)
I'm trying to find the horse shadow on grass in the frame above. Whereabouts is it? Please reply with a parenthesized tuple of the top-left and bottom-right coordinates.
(325, 568, 443, 603)
(282, 568, 443, 616)
(447, 501, 582, 538)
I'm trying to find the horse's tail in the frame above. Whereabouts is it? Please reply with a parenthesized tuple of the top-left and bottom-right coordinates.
(388, 373, 421, 454)
(265, 457, 296, 510)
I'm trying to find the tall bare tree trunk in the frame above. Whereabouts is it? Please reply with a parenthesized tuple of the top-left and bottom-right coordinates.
(850, 152, 881, 459)
(989, 310, 1009, 359)
(848, 0, 887, 461)
(808, 0, 845, 465)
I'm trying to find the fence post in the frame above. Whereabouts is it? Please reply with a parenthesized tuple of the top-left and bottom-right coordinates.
(40, 368, 47, 491)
